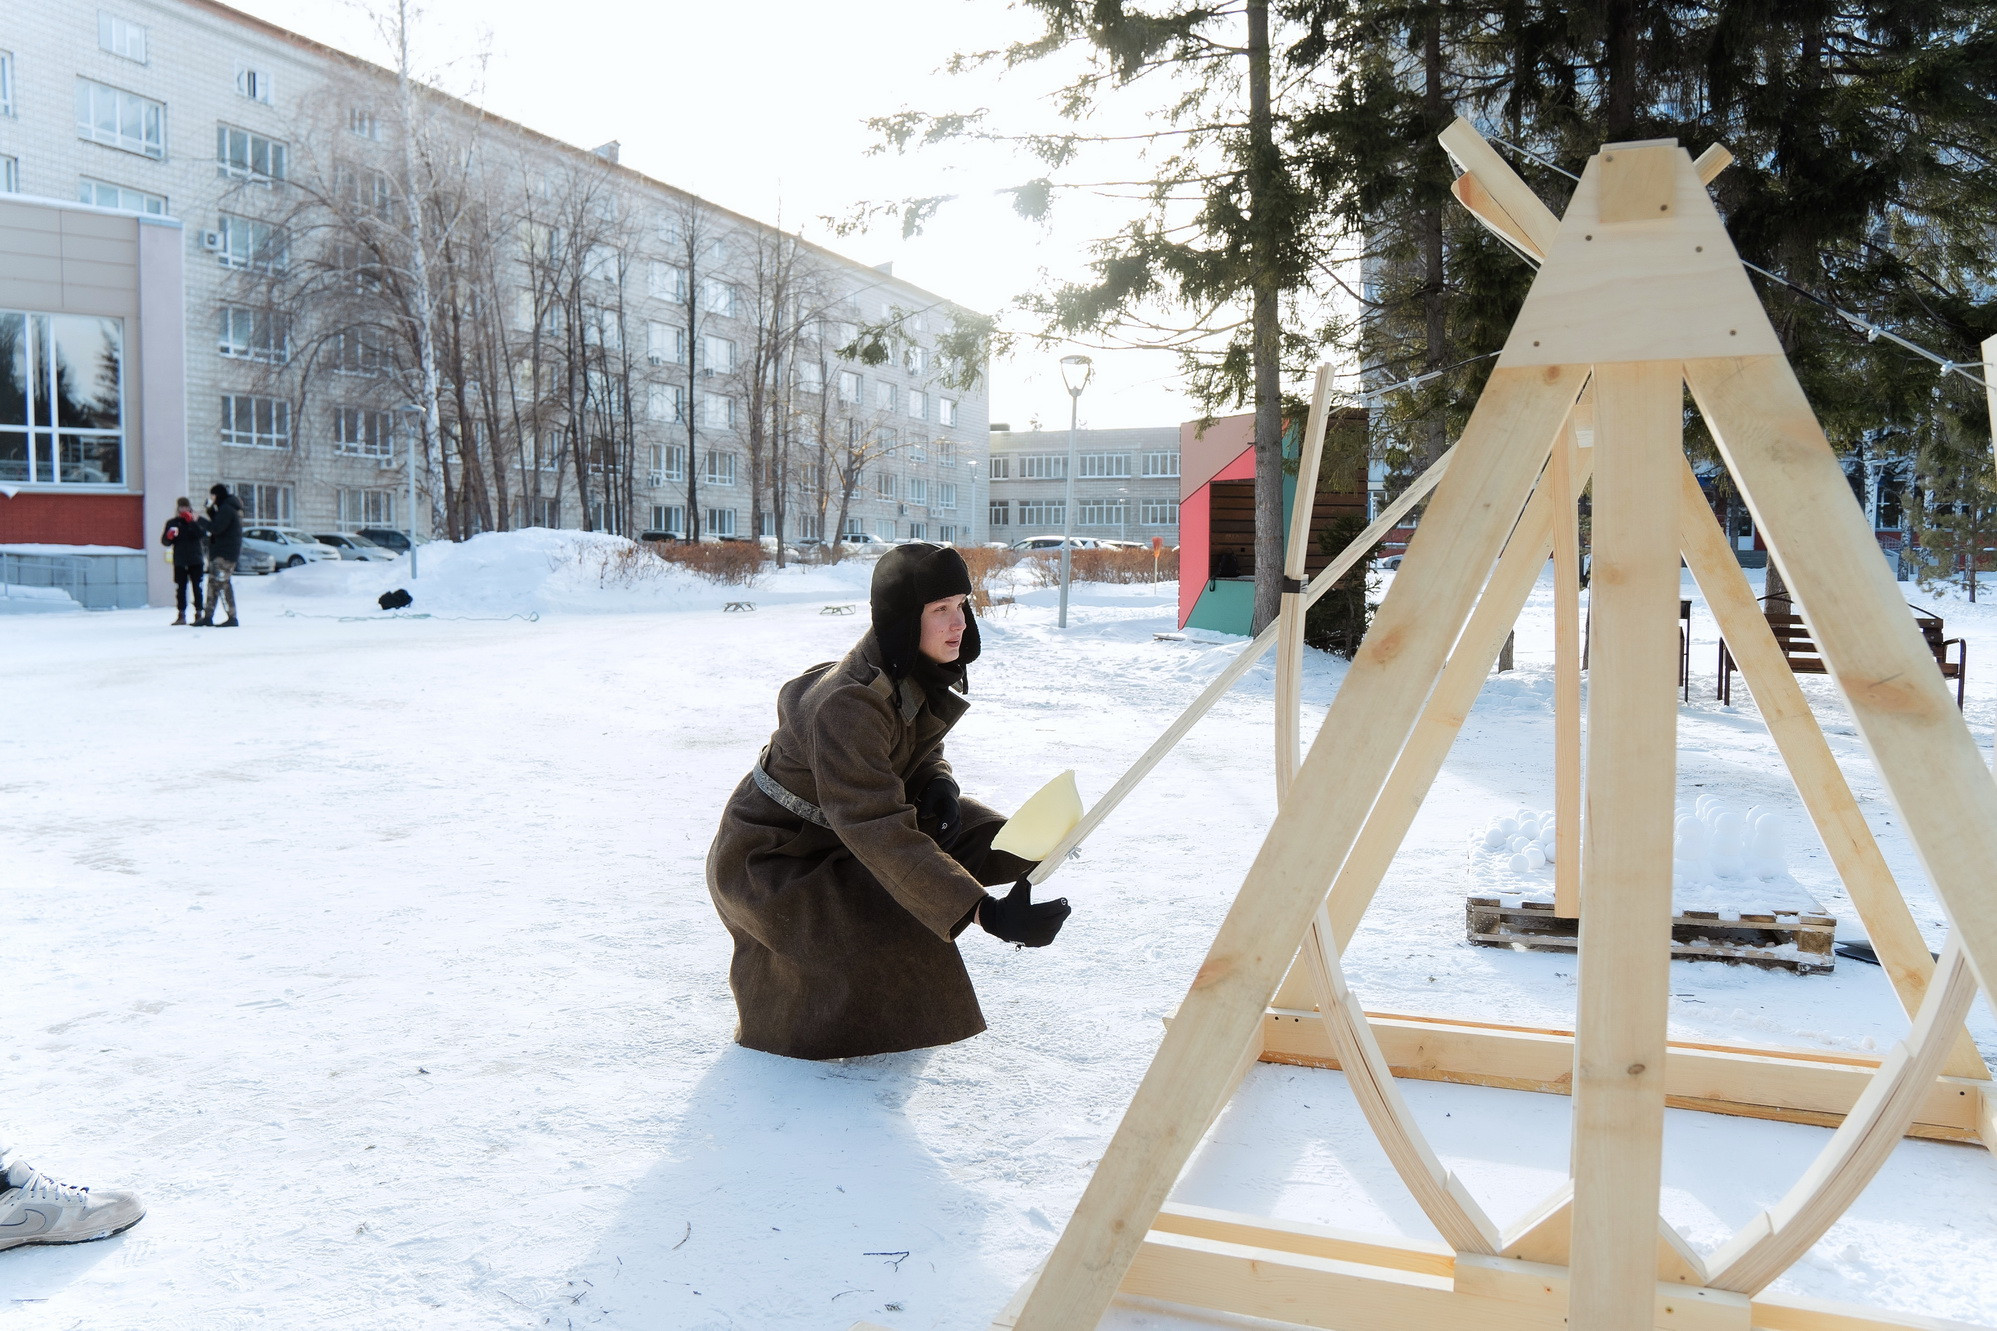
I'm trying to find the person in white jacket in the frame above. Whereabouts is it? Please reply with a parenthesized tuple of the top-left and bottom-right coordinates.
(0, 1139, 144, 1252)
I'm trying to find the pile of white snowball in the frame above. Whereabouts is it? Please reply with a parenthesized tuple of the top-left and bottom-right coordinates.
(1475, 808, 1557, 873)
(1675, 796, 1787, 883)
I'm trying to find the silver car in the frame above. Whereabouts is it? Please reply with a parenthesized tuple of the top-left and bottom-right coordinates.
(313, 532, 398, 563)
(242, 526, 341, 569)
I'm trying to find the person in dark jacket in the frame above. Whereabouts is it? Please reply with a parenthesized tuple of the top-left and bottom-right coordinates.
(706, 542, 1072, 1060)
(196, 483, 243, 628)
(160, 497, 206, 625)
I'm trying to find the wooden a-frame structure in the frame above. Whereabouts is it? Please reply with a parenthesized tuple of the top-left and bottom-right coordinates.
(966, 125, 1997, 1331)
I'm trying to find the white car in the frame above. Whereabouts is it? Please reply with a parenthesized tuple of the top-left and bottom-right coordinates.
(313, 532, 399, 563)
(243, 526, 341, 569)
(1011, 535, 1102, 552)
(837, 533, 893, 551)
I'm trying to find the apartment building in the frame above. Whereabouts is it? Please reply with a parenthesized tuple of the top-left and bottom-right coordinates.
(0, 1, 987, 546)
(985, 424, 1181, 547)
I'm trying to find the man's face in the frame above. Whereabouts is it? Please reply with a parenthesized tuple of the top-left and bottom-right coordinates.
(918, 594, 968, 663)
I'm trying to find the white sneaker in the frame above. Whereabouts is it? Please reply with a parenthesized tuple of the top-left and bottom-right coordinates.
(0, 1155, 145, 1251)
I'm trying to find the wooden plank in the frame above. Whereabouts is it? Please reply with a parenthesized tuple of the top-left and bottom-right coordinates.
(1276, 364, 1336, 797)
(1688, 353, 1997, 1042)
(1438, 117, 1562, 256)
(1677, 457, 1989, 1082)
(1693, 144, 1734, 185)
(1025, 446, 1456, 887)
(1570, 359, 1685, 1330)
(1270, 465, 1575, 1012)
(1502, 148, 1782, 369)
(1010, 364, 1587, 1331)
(1452, 170, 1550, 264)
(1300, 905, 1503, 1253)
(1598, 141, 1682, 223)
(1255, 1010, 1988, 1141)
(1152, 1201, 1455, 1278)
(1552, 411, 1585, 917)
(1708, 939, 1979, 1294)
(1455, 1254, 1749, 1329)
(1499, 1182, 1708, 1284)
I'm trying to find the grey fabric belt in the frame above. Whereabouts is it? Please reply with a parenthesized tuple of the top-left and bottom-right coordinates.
(751, 757, 832, 828)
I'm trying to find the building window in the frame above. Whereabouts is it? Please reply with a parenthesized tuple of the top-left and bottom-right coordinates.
(236, 66, 273, 104)
(1079, 500, 1126, 526)
(1018, 501, 1064, 526)
(530, 497, 559, 527)
(647, 383, 685, 423)
(0, 313, 125, 487)
(583, 243, 619, 284)
(217, 306, 289, 363)
(699, 277, 735, 317)
(908, 522, 927, 540)
(331, 327, 384, 376)
(906, 476, 928, 504)
(875, 381, 897, 412)
(649, 261, 686, 302)
(217, 126, 287, 182)
(706, 507, 737, 536)
(987, 455, 1010, 480)
(938, 524, 957, 542)
(988, 501, 1009, 526)
(875, 519, 897, 540)
(844, 516, 864, 537)
(220, 394, 290, 448)
(1021, 453, 1067, 480)
(1142, 450, 1181, 478)
(333, 406, 395, 459)
(700, 392, 734, 430)
(0, 51, 15, 117)
(1, 157, 17, 194)
(76, 79, 165, 159)
(347, 107, 380, 140)
(649, 442, 687, 483)
(1080, 453, 1131, 479)
(939, 398, 958, 427)
(1141, 499, 1180, 526)
(875, 471, 896, 500)
(907, 389, 927, 421)
(837, 371, 862, 404)
(702, 450, 736, 486)
(335, 162, 391, 217)
(939, 482, 958, 510)
(338, 488, 394, 527)
(98, 13, 149, 63)
(938, 440, 956, 466)
(216, 213, 287, 271)
(79, 177, 166, 213)
(647, 321, 684, 364)
(233, 482, 293, 523)
(648, 504, 686, 534)
(904, 344, 928, 375)
(701, 334, 736, 374)
(796, 361, 823, 394)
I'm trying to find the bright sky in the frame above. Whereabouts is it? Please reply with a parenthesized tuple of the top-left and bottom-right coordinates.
(226, 0, 1212, 432)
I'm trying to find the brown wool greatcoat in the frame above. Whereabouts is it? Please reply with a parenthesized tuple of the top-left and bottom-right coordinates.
(706, 633, 1009, 1060)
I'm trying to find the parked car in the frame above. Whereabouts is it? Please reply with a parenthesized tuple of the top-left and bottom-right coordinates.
(242, 526, 341, 569)
(637, 529, 685, 543)
(234, 547, 277, 576)
(758, 535, 804, 562)
(1012, 535, 1103, 552)
(313, 532, 399, 562)
(837, 532, 893, 551)
(355, 527, 434, 555)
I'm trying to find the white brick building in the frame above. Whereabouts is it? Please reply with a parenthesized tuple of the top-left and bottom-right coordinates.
(0, 0, 988, 546)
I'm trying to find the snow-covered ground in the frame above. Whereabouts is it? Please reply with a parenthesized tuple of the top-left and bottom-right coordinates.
(4, 531, 1994, 1330)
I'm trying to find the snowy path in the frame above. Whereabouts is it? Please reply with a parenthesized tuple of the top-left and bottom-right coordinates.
(3, 542, 1994, 1328)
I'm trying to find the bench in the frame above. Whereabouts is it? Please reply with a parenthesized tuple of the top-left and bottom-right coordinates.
(1720, 598, 1964, 707)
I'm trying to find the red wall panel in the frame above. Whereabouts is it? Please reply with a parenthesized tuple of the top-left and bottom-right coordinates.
(0, 493, 146, 548)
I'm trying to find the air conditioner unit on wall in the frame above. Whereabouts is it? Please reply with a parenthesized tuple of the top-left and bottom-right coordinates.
(201, 231, 225, 251)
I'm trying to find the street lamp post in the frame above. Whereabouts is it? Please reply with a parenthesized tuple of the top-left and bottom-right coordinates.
(397, 405, 423, 578)
(1057, 354, 1093, 628)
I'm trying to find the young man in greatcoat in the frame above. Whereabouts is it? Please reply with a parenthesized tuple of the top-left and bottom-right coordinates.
(707, 542, 1072, 1060)
(195, 483, 243, 628)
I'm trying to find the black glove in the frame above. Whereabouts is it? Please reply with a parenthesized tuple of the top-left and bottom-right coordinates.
(917, 775, 962, 834)
(979, 878, 1071, 948)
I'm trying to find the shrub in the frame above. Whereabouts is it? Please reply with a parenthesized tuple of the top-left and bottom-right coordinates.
(1067, 546, 1179, 584)
(955, 544, 1020, 609)
(644, 538, 765, 586)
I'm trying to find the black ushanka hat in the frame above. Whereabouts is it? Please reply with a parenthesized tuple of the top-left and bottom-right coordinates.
(870, 542, 981, 680)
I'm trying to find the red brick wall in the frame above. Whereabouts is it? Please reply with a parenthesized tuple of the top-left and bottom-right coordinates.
(0, 493, 146, 548)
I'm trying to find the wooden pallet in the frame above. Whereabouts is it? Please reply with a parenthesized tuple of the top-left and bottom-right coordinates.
(1467, 895, 1835, 974)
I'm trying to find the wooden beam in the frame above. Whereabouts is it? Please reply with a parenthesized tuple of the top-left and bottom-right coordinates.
(1708, 939, 1979, 1294)
(1693, 144, 1734, 185)
(1300, 905, 1503, 1253)
(1276, 364, 1335, 798)
(1009, 363, 1588, 1331)
(1255, 1008, 1989, 1142)
(1688, 353, 1997, 1035)
(1677, 457, 1989, 1084)
(1152, 1201, 1455, 1278)
(1025, 446, 1455, 887)
(1569, 359, 1684, 1329)
(1552, 409, 1585, 917)
(1498, 1182, 1708, 1285)
(1438, 117, 1562, 256)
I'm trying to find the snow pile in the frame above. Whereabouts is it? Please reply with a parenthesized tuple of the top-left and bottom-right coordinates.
(1473, 807, 1557, 872)
(0, 583, 82, 614)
